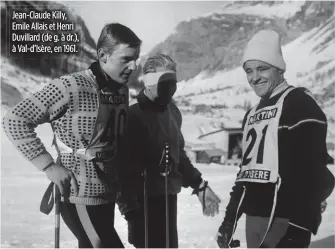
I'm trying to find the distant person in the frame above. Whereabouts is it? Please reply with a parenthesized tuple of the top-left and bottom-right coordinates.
(2, 23, 141, 248)
(117, 54, 221, 248)
(232, 137, 242, 159)
(216, 29, 335, 248)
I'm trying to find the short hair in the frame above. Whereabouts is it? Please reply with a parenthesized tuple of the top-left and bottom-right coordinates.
(143, 54, 177, 74)
(97, 23, 142, 55)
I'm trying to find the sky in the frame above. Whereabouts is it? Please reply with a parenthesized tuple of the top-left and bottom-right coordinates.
(66, 1, 226, 54)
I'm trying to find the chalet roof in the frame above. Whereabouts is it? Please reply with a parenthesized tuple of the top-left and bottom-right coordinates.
(203, 148, 225, 157)
(198, 127, 242, 139)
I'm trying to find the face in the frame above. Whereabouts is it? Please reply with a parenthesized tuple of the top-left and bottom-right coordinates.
(145, 67, 177, 105)
(99, 43, 140, 84)
(156, 72, 177, 105)
(244, 60, 283, 98)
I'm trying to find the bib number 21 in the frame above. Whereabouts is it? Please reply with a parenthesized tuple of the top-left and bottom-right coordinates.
(241, 125, 268, 166)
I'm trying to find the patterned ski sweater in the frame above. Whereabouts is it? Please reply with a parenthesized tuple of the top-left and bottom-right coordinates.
(2, 68, 129, 205)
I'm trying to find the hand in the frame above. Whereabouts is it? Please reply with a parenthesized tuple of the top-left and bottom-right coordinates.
(216, 220, 240, 248)
(44, 163, 79, 197)
(321, 200, 327, 213)
(197, 181, 221, 217)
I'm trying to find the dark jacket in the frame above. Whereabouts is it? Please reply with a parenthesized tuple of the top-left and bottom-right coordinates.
(225, 87, 334, 235)
(117, 90, 202, 214)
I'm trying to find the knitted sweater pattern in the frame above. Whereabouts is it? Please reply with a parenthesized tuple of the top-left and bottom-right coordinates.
(2, 69, 129, 205)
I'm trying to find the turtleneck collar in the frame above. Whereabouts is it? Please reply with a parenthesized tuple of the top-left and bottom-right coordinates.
(137, 89, 168, 112)
(261, 80, 289, 101)
(89, 61, 123, 92)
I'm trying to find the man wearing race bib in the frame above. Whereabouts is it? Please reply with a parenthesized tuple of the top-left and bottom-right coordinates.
(2, 23, 141, 248)
(216, 30, 334, 248)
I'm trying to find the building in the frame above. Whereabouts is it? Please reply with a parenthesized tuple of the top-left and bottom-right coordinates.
(185, 126, 242, 165)
(198, 127, 243, 163)
(196, 148, 225, 164)
(185, 140, 215, 164)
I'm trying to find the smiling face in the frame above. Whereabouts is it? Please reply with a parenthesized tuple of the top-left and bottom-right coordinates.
(243, 60, 284, 98)
(99, 43, 140, 84)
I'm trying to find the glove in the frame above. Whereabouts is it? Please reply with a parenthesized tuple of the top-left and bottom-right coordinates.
(193, 180, 221, 217)
(314, 200, 327, 235)
(216, 220, 240, 248)
(320, 200, 327, 213)
(124, 210, 139, 245)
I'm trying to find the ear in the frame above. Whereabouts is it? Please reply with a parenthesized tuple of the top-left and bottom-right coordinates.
(98, 48, 107, 63)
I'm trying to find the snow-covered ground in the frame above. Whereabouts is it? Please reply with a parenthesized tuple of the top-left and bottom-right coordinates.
(1, 123, 334, 248)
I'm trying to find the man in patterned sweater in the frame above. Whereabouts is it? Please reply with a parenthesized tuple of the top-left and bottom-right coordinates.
(2, 23, 141, 248)
(216, 30, 334, 248)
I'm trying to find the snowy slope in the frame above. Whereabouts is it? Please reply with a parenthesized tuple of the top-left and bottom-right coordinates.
(1, 56, 51, 101)
(201, 1, 306, 19)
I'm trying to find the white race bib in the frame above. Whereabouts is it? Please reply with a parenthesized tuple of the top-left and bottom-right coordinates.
(236, 87, 294, 183)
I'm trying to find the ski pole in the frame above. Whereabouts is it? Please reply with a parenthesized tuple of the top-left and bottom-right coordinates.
(164, 143, 170, 248)
(143, 169, 149, 248)
(54, 184, 61, 248)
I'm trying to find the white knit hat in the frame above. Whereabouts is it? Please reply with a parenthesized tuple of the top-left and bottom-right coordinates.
(242, 29, 286, 72)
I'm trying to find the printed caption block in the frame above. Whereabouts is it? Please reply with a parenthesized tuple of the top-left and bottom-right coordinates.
(10, 9, 80, 54)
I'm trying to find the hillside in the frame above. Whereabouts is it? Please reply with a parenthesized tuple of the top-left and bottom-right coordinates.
(1, 1, 98, 107)
(1, 1, 97, 76)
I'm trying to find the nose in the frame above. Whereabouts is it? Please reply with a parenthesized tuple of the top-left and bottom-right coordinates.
(251, 70, 260, 83)
(127, 60, 137, 71)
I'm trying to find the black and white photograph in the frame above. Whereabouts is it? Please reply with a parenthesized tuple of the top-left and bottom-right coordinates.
(1, 0, 335, 248)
